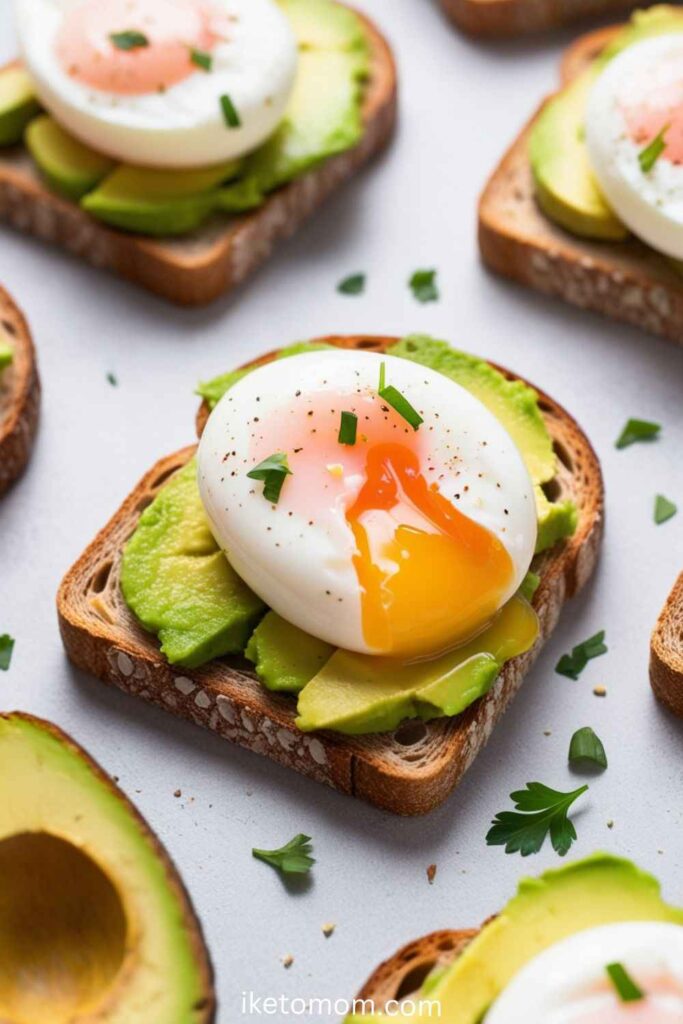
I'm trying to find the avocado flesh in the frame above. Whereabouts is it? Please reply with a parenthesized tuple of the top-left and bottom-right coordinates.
(531, 5, 683, 241)
(0, 341, 12, 372)
(278, 0, 370, 50)
(0, 66, 40, 146)
(120, 459, 265, 668)
(26, 115, 114, 201)
(0, 713, 210, 1024)
(246, 611, 334, 693)
(295, 595, 537, 734)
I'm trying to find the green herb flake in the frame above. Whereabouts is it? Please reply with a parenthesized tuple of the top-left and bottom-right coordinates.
(109, 30, 149, 51)
(247, 452, 292, 505)
(252, 833, 314, 876)
(106, 372, 118, 387)
(409, 269, 439, 303)
(190, 48, 213, 72)
(337, 273, 365, 296)
(654, 494, 677, 525)
(338, 411, 358, 446)
(0, 634, 15, 672)
(556, 630, 607, 680)
(606, 963, 645, 1002)
(568, 726, 608, 770)
(377, 362, 423, 431)
(638, 124, 669, 174)
(615, 418, 661, 449)
(220, 94, 241, 128)
(486, 781, 588, 857)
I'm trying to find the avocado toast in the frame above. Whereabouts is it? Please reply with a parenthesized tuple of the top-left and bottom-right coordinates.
(57, 335, 603, 816)
(0, 283, 39, 497)
(0, 2, 396, 305)
(479, 7, 683, 346)
(650, 572, 683, 718)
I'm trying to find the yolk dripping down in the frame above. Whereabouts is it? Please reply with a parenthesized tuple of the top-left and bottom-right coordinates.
(346, 443, 515, 658)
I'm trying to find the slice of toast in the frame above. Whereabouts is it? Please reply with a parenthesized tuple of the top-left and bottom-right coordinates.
(57, 335, 603, 816)
(0, 284, 40, 496)
(440, 0, 644, 37)
(650, 572, 683, 717)
(479, 24, 683, 346)
(0, 11, 396, 307)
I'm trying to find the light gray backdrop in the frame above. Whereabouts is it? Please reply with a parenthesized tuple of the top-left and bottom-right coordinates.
(1, 1, 682, 1019)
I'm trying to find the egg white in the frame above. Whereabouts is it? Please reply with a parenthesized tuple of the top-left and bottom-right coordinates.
(15, 0, 298, 168)
(487, 922, 683, 1023)
(586, 34, 683, 258)
(197, 350, 537, 655)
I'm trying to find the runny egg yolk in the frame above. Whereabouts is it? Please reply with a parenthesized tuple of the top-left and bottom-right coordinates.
(346, 443, 514, 657)
(56, 0, 228, 96)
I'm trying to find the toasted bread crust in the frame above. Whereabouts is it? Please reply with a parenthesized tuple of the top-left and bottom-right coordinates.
(0, 285, 39, 496)
(0, 11, 396, 306)
(479, 24, 683, 346)
(440, 0, 644, 37)
(650, 573, 683, 717)
(57, 335, 603, 816)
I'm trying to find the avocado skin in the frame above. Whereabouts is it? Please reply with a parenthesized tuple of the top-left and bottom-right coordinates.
(0, 66, 40, 147)
(26, 116, 114, 201)
(530, 5, 683, 241)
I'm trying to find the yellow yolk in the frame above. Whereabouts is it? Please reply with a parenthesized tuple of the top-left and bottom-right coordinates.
(346, 443, 515, 657)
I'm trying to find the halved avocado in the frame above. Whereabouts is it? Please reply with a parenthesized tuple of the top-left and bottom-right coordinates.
(0, 66, 40, 147)
(25, 116, 114, 201)
(0, 712, 214, 1024)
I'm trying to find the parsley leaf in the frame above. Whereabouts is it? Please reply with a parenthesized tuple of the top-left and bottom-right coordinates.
(247, 452, 292, 505)
(106, 372, 118, 387)
(638, 124, 669, 173)
(607, 962, 645, 1002)
(252, 834, 314, 875)
(487, 782, 588, 857)
(110, 30, 149, 51)
(337, 273, 365, 296)
(409, 269, 439, 303)
(190, 48, 213, 72)
(615, 418, 661, 449)
(568, 726, 608, 770)
(220, 94, 241, 128)
(555, 630, 607, 680)
(0, 634, 15, 671)
(654, 494, 677, 525)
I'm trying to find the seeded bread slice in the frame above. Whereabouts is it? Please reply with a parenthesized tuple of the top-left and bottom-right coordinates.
(57, 335, 603, 816)
(650, 572, 683, 717)
(0, 284, 39, 496)
(0, 11, 396, 307)
(439, 0, 644, 37)
(478, 23, 683, 346)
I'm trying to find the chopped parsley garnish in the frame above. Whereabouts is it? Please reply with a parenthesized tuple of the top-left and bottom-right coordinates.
(106, 372, 118, 387)
(556, 630, 607, 680)
(338, 411, 358, 446)
(568, 726, 607, 770)
(109, 30, 149, 51)
(252, 834, 314, 875)
(337, 273, 366, 296)
(378, 362, 423, 431)
(247, 452, 292, 504)
(409, 269, 439, 303)
(486, 781, 588, 857)
(0, 634, 15, 671)
(638, 124, 669, 174)
(190, 48, 213, 72)
(606, 963, 645, 1002)
(654, 494, 677, 525)
(615, 418, 661, 449)
(220, 94, 241, 128)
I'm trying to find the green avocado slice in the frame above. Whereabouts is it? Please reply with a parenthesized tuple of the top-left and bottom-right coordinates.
(26, 115, 114, 201)
(277, 0, 370, 50)
(246, 612, 334, 693)
(0, 66, 40, 147)
(0, 340, 13, 372)
(120, 459, 265, 667)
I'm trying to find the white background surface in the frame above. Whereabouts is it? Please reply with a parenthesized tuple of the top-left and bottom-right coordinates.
(2, 1, 683, 1019)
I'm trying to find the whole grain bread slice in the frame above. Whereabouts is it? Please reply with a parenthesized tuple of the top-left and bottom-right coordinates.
(0, 284, 40, 496)
(439, 0, 645, 37)
(0, 11, 396, 307)
(650, 572, 683, 717)
(57, 335, 603, 816)
(478, 23, 683, 346)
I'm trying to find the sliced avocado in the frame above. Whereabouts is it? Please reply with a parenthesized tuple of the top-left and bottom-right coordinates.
(121, 459, 264, 667)
(535, 486, 578, 553)
(246, 611, 334, 693)
(26, 116, 114, 201)
(599, 4, 683, 64)
(81, 160, 241, 236)
(0, 712, 213, 1023)
(0, 66, 40, 147)
(278, 0, 370, 50)
(295, 594, 537, 734)
(0, 340, 12, 372)
(197, 341, 334, 408)
(346, 854, 683, 1022)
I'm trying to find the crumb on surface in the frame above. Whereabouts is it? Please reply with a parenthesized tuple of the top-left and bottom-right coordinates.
(427, 864, 437, 884)
(282, 954, 294, 969)
(322, 922, 336, 938)
(593, 685, 607, 697)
